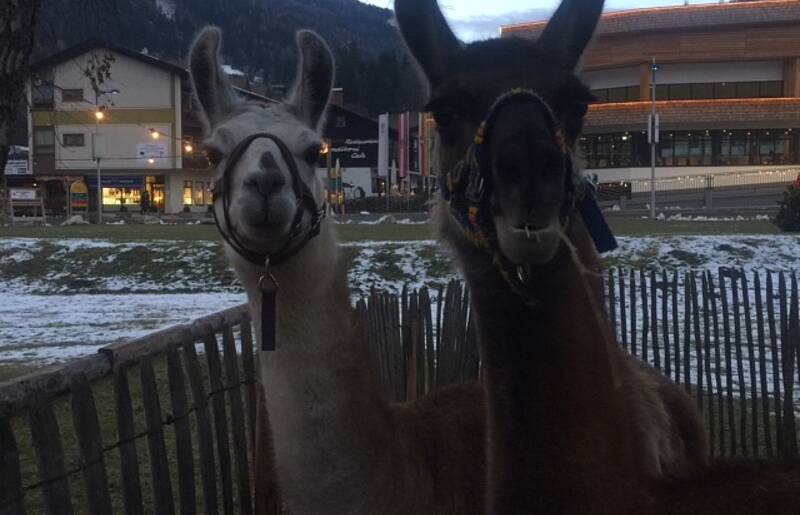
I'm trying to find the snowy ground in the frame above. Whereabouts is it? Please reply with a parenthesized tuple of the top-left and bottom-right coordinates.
(0, 234, 797, 367)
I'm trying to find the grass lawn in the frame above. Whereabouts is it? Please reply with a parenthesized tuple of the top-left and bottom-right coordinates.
(0, 217, 781, 242)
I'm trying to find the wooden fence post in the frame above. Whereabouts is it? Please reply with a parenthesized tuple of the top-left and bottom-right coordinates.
(753, 271, 773, 457)
(28, 394, 74, 515)
(113, 364, 144, 515)
(0, 418, 26, 515)
(70, 372, 113, 515)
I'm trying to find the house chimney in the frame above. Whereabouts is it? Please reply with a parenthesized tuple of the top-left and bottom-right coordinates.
(330, 87, 344, 106)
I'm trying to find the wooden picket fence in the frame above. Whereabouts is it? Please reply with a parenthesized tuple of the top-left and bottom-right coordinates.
(1, 271, 797, 513)
(602, 268, 800, 461)
(0, 305, 262, 515)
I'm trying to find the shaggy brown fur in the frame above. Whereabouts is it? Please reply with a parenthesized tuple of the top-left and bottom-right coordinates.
(395, 0, 708, 510)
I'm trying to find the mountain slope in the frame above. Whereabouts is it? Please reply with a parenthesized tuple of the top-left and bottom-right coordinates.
(34, 0, 424, 114)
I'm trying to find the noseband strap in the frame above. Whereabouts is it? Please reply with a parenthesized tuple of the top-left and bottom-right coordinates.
(443, 88, 616, 304)
(211, 132, 327, 268)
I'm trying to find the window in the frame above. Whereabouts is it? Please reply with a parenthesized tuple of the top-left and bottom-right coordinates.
(183, 181, 193, 206)
(607, 87, 629, 103)
(32, 73, 55, 107)
(714, 83, 737, 99)
(335, 116, 346, 127)
(61, 89, 84, 102)
(33, 128, 55, 155)
(194, 181, 205, 205)
(736, 82, 759, 99)
(691, 83, 713, 99)
(63, 133, 85, 147)
(102, 188, 141, 207)
(761, 81, 783, 97)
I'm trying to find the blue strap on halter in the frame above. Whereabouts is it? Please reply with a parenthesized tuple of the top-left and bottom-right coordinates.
(579, 180, 618, 254)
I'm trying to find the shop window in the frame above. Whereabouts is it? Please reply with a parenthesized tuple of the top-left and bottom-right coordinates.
(626, 86, 640, 102)
(63, 133, 85, 147)
(61, 89, 84, 102)
(102, 187, 141, 207)
(194, 181, 205, 205)
(183, 181, 193, 206)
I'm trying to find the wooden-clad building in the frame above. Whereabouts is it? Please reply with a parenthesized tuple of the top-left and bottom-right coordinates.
(501, 0, 800, 189)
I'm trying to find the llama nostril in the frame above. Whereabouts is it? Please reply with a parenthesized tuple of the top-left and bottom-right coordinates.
(245, 169, 287, 197)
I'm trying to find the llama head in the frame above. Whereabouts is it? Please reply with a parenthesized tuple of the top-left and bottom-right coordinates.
(395, 0, 602, 265)
(189, 27, 334, 256)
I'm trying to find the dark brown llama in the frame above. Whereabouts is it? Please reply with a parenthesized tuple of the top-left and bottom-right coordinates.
(395, 0, 707, 512)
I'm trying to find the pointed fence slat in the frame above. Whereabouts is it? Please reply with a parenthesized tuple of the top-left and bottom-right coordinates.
(203, 333, 235, 515)
(114, 365, 144, 515)
(181, 340, 219, 515)
(28, 395, 73, 515)
(740, 270, 760, 457)
(782, 272, 799, 459)
(140, 355, 175, 515)
(166, 345, 196, 515)
(619, 268, 628, 352)
(221, 327, 253, 515)
(239, 319, 257, 451)
(767, 272, 783, 455)
(70, 372, 113, 515)
(0, 418, 26, 515)
(754, 272, 773, 457)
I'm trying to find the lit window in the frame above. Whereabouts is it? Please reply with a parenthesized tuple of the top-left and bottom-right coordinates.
(194, 181, 205, 205)
(102, 187, 141, 206)
(183, 181, 193, 206)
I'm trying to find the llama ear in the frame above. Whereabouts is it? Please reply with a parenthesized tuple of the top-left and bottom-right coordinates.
(394, 0, 462, 88)
(288, 30, 334, 130)
(538, 0, 605, 71)
(189, 27, 239, 130)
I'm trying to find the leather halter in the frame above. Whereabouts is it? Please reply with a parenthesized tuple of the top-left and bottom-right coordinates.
(211, 131, 327, 352)
(211, 131, 327, 268)
(443, 88, 616, 304)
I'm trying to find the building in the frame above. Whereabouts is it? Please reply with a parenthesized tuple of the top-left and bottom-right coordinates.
(26, 40, 216, 217)
(25, 42, 403, 216)
(501, 0, 800, 192)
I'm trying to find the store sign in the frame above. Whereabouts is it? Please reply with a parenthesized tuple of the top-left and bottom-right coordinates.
(331, 138, 379, 167)
(137, 142, 167, 163)
(9, 188, 37, 201)
(70, 180, 89, 210)
(4, 160, 29, 175)
(85, 176, 143, 188)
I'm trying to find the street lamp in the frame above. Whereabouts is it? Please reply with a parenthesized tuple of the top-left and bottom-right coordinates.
(93, 88, 119, 224)
(649, 59, 659, 220)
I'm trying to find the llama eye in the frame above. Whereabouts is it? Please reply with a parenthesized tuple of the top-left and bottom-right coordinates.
(303, 144, 322, 165)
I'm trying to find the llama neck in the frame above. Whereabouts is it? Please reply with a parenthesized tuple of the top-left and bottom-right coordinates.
(441, 208, 638, 513)
(231, 219, 391, 512)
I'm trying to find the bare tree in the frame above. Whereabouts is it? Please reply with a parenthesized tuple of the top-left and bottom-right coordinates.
(0, 0, 42, 223)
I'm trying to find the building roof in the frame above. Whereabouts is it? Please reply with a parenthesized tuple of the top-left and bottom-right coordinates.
(501, 0, 800, 39)
(30, 39, 187, 76)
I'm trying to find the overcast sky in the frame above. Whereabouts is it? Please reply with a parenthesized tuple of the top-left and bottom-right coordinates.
(363, 0, 715, 40)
